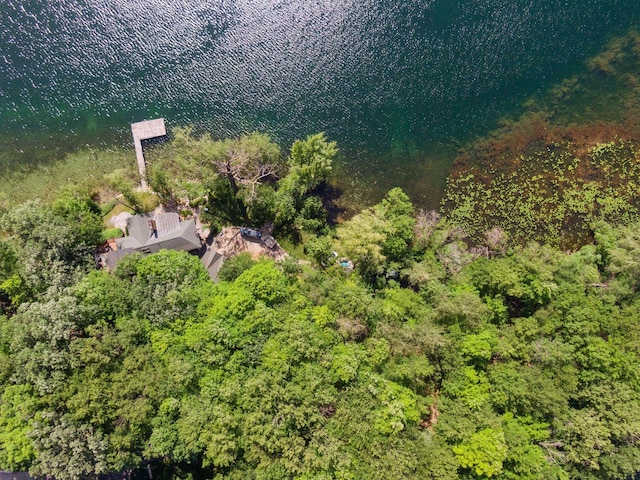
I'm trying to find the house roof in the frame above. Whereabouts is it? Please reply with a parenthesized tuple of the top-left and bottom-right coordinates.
(201, 247, 225, 282)
(115, 212, 202, 253)
(103, 247, 136, 271)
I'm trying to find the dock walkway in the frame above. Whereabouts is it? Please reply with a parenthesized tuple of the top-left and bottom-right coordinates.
(131, 118, 166, 189)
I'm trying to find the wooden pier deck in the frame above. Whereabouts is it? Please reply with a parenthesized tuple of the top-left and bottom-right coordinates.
(131, 118, 166, 189)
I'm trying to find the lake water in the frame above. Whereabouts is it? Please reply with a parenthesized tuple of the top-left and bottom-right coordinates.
(1, 0, 638, 208)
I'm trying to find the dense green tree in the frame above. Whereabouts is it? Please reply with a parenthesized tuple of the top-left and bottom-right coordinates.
(0, 240, 17, 285)
(10, 295, 86, 395)
(0, 199, 100, 300)
(295, 196, 329, 234)
(453, 427, 508, 477)
(0, 384, 37, 471)
(203, 175, 247, 226)
(105, 169, 144, 212)
(29, 411, 108, 480)
(605, 220, 640, 297)
(335, 188, 415, 284)
(281, 133, 336, 201)
(209, 132, 282, 200)
(304, 235, 336, 269)
(217, 252, 257, 282)
(276, 133, 337, 230)
(120, 250, 211, 326)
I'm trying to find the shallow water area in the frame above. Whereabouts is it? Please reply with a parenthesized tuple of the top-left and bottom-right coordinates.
(1, 0, 638, 208)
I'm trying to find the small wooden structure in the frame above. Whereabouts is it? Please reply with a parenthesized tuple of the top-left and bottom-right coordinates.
(131, 118, 166, 189)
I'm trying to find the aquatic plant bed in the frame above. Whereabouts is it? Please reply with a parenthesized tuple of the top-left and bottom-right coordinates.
(443, 119, 640, 248)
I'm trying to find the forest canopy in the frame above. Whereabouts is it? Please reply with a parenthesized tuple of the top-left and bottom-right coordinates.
(2, 175, 640, 479)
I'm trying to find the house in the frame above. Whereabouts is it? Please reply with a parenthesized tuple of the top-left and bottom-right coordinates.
(102, 214, 287, 283)
(104, 212, 202, 270)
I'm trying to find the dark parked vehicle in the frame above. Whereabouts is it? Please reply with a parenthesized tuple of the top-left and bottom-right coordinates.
(240, 227, 262, 239)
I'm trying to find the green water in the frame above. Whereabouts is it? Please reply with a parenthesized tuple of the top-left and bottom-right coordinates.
(1, 0, 638, 208)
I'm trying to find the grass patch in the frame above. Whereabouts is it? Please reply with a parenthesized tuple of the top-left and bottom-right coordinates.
(138, 192, 161, 212)
(101, 228, 124, 242)
(103, 203, 133, 228)
(0, 148, 135, 206)
(277, 233, 310, 260)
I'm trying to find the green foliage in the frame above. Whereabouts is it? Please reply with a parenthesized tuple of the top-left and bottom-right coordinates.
(592, 220, 615, 269)
(128, 250, 211, 326)
(304, 235, 335, 269)
(0, 240, 17, 284)
(284, 132, 336, 199)
(218, 252, 256, 282)
(196, 130, 283, 225)
(0, 274, 30, 307)
(106, 168, 144, 212)
(29, 411, 108, 480)
(500, 413, 564, 480)
(335, 208, 386, 279)
(135, 249, 209, 286)
(203, 176, 246, 227)
(453, 427, 508, 477)
(234, 261, 290, 306)
(336, 188, 415, 284)
(2, 179, 640, 479)
(463, 244, 560, 317)
(279, 255, 303, 278)
(604, 221, 640, 296)
(461, 329, 498, 367)
(445, 366, 491, 410)
(52, 189, 103, 246)
(1, 199, 101, 297)
(376, 188, 416, 262)
(367, 374, 421, 435)
(100, 227, 124, 241)
(9, 295, 84, 395)
(296, 196, 329, 234)
(274, 133, 336, 232)
(146, 127, 250, 210)
(330, 343, 361, 383)
(145, 128, 335, 235)
(0, 384, 37, 470)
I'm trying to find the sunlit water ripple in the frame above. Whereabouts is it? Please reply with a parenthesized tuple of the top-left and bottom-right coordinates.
(1, 0, 638, 207)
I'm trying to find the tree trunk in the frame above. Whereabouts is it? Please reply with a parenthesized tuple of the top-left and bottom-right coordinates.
(225, 170, 249, 223)
(226, 169, 239, 196)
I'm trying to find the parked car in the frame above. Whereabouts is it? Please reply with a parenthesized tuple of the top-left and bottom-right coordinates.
(240, 227, 262, 239)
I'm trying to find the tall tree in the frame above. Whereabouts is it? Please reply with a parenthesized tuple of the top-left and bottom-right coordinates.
(276, 133, 337, 228)
(0, 199, 101, 300)
(209, 132, 282, 203)
(336, 188, 415, 283)
(285, 132, 337, 198)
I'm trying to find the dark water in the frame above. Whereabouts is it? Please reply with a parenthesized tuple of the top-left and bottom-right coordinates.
(1, 0, 638, 207)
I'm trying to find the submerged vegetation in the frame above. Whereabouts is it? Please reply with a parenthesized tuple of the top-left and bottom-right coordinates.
(443, 29, 640, 248)
(444, 127, 640, 247)
(0, 147, 134, 206)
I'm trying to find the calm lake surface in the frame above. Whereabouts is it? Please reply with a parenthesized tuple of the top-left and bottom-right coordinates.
(1, 0, 639, 208)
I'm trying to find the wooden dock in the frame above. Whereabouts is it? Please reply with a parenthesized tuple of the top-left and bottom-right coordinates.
(131, 118, 166, 189)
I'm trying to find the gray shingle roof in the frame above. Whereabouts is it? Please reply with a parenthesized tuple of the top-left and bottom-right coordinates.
(114, 212, 201, 254)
